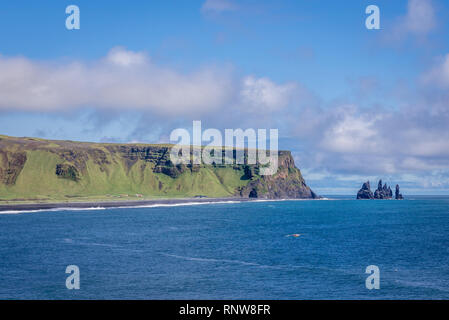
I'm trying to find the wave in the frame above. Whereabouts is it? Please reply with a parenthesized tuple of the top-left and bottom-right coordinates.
(251, 197, 332, 203)
(0, 207, 106, 215)
(115, 200, 242, 210)
(0, 200, 242, 215)
(162, 253, 284, 269)
(62, 238, 144, 252)
(162, 253, 366, 275)
(393, 278, 449, 294)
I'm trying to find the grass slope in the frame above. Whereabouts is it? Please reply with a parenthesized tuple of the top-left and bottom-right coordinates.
(0, 135, 250, 201)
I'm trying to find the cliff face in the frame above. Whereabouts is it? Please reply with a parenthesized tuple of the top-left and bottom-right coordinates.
(373, 180, 393, 199)
(395, 184, 403, 200)
(238, 151, 318, 199)
(0, 135, 317, 201)
(356, 181, 374, 199)
(0, 150, 27, 186)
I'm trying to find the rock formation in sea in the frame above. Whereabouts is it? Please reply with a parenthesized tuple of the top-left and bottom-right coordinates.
(395, 184, 403, 200)
(356, 181, 374, 199)
(357, 179, 403, 199)
(373, 180, 393, 199)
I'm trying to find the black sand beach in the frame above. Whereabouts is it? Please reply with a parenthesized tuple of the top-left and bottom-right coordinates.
(0, 197, 254, 212)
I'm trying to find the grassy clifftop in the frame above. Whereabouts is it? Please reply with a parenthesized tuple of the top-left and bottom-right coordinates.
(0, 134, 317, 202)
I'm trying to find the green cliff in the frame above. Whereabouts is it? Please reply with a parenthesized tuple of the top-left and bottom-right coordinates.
(0, 134, 317, 202)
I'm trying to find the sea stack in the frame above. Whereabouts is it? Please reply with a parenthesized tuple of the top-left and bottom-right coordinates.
(356, 181, 374, 199)
(373, 179, 393, 199)
(395, 184, 403, 200)
(357, 180, 404, 199)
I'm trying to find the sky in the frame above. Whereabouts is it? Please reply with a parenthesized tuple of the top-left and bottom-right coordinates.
(1, 0, 449, 195)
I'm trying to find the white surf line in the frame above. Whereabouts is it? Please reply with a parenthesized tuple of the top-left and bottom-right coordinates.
(114, 200, 242, 210)
(0, 197, 339, 215)
(0, 200, 243, 214)
(0, 207, 106, 215)
(251, 197, 333, 203)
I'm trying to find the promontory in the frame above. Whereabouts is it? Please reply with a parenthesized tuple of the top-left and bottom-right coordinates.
(0, 134, 318, 203)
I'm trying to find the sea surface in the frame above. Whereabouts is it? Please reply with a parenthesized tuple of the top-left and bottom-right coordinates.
(1, 196, 449, 299)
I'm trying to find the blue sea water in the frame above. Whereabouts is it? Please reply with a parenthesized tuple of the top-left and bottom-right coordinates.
(1, 196, 449, 300)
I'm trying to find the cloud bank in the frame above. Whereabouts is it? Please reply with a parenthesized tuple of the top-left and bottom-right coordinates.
(0, 47, 237, 115)
(0, 47, 300, 119)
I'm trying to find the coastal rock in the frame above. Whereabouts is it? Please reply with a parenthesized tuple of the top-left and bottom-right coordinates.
(395, 184, 403, 200)
(0, 150, 27, 185)
(357, 179, 403, 200)
(56, 163, 80, 182)
(373, 179, 392, 199)
(238, 151, 318, 199)
(357, 181, 374, 199)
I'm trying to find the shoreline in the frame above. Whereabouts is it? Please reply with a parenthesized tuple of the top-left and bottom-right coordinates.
(0, 197, 257, 212)
(0, 196, 330, 213)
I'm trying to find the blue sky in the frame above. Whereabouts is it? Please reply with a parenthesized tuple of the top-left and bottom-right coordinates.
(1, 0, 449, 194)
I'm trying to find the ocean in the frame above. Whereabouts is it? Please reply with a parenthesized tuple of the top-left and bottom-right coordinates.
(1, 196, 449, 299)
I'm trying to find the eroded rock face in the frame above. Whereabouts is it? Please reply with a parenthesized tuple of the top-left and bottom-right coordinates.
(0, 151, 27, 185)
(374, 179, 393, 199)
(357, 180, 403, 200)
(238, 151, 318, 199)
(55, 164, 80, 182)
(395, 184, 403, 200)
(357, 181, 374, 199)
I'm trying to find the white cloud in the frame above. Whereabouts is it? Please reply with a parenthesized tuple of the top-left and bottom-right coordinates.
(321, 108, 382, 154)
(286, 57, 449, 188)
(240, 76, 297, 111)
(105, 46, 147, 67)
(390, 0, 437, 40)
(299, 99, 449, 176)
(0, 47, 303, 120)
(402, 0, 436, 35)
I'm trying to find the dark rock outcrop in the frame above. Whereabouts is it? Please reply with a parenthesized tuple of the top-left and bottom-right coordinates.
(56, 164, 80, 182)
(395, 184, 403, 200)
(238, 151, 318, 199)
(357, 181, 374, 199)
(153, 162, 186, 178)
(373, 179, 393, 199)
(357, 179, 404, 200)
(0, 151, 27, 185)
